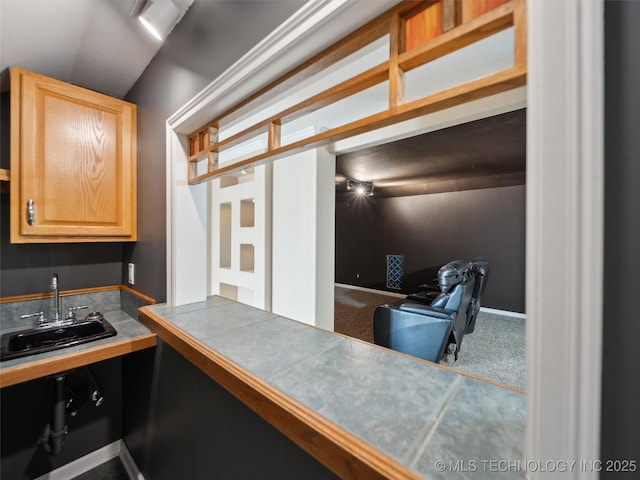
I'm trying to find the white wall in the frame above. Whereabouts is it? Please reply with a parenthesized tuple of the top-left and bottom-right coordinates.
(271, 148, 335, 330)
(314, 148, 336, 330)
(210, 165, 272, 309)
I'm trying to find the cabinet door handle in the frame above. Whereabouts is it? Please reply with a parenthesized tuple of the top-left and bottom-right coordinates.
(27, 199, 35, 225)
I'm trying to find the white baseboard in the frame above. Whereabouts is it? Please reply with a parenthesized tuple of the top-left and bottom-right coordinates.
(119, 439, 146, 480)
(334, 283, 406, 298)
(480, 306, 526, 320)
(34, 440, 121, 480)
(33, 439, 145, 480)
(336, 283, 527, 320)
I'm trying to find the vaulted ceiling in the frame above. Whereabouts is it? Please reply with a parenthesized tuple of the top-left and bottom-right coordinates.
(0, 0, 193, 98)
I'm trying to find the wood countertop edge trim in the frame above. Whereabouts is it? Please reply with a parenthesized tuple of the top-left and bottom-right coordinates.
(119, 285, 157, 304)
(0, 285, 121, 303)
(138, 308, 421, 480)
(0, 333, 156, 388)
(0, 285, 156, 305)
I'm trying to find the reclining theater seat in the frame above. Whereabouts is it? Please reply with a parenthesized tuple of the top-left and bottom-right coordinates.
(373, 260, 476, 363)
(465, 257, 490, 334)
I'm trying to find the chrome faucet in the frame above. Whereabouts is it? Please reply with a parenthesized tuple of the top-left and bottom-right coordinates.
(20, 274, 88, 327)
(51, 273, 61, 322)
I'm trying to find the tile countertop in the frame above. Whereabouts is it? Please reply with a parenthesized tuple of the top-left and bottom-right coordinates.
(0, 309, 156, 387)
(140, 296, 525, 480)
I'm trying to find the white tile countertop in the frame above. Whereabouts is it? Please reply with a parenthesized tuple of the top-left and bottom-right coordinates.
(140, 296, 526, 480)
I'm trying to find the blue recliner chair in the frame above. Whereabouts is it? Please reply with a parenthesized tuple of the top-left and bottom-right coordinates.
(373, 260, 476, 363)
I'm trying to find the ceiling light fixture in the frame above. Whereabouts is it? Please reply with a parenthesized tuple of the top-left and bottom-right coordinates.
(346, 179, 374, 197)
(139, 0, 183, 41)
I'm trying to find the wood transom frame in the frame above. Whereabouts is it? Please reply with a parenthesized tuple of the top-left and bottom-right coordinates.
(186, 0, 526, 185)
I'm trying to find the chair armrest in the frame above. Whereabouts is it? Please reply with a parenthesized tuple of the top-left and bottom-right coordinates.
(417, 281, 440, 291)
(398, 303, 455, 321)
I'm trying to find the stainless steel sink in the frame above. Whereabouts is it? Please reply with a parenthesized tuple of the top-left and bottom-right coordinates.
(0, 314, 117, 361)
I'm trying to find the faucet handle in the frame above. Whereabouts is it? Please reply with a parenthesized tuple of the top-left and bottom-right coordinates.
(21, 311, 47, 326)
(65, 305, 88, 322)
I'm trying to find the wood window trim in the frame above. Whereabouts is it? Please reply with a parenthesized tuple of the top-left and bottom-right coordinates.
(187, 0, 526, 184)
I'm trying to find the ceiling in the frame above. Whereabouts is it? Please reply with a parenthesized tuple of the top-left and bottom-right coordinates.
(0, 0, 525, 198)
(0, 0, 192, 98)
(336, 108, 526, 198)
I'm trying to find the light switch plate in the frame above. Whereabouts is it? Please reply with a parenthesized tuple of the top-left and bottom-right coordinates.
(128, 263, 135, 285)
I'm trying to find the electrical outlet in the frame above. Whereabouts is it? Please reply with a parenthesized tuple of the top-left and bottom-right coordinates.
(128, 263, 135, 285)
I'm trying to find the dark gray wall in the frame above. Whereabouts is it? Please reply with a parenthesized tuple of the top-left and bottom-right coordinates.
(601, 0, 640, 471)
(335, 185, 526, 313)
(123, 342, 336, 479)
(1, 358, 123, 479)
(123, 0, 306, 303)
(1, 93, 8, 171)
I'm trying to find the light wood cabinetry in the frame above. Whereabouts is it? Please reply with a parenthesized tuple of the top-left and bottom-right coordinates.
(10, 67, 137, 243)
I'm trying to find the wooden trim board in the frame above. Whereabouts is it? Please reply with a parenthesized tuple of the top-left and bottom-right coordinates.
(0, 285, 156, 305)
(0, 334, 157, 388)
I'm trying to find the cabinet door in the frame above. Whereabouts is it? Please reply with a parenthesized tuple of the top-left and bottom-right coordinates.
(10, 68, 137, 242)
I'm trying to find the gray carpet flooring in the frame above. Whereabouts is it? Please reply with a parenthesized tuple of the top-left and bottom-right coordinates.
(439, 310, 526, 390)
(334, 286, 526, 391)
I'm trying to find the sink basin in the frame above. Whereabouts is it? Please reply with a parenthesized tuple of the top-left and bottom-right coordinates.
(0, 316, 117, 361)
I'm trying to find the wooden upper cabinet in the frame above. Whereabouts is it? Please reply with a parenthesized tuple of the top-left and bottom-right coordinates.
(10, 68, 137, 243)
